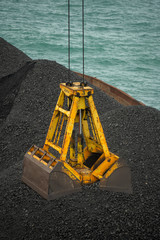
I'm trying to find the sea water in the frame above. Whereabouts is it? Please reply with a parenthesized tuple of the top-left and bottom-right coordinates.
(0, 0, 160, 109)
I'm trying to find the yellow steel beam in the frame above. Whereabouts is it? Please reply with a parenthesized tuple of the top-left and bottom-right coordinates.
(92, 153, 119, 179)
(53, 112, 62, 144)
(78, 97, 86, 109)
(45, 140, 62, 154)
(63, 162, 81, 181)
(60, 96, 79, 161)
(83, 146, 93, 161)
(102, 161, 120, 179)
(56, 114, 65, 145)
(82, 118, 90, 144)
(87, 95, 110, 158)
(88, 111, 97, 140)
(43, 90, 65, 151)
(55, 105, 70, 117)
(87, 138, 103, 153)
(60, 82, 94, 97)
(90, 153, 104, 171)
(70, 130, 76, 164)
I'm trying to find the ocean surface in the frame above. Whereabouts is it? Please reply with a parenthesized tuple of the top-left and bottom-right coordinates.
(0, 0, 160, 109)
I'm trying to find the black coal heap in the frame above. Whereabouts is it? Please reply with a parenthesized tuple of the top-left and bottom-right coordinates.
(0, 38, 159, 240)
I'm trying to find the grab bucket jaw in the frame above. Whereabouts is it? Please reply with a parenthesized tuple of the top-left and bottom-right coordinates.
(99, 158, 132, 194)
(22, 83, 132, 199)
(22, 150, 82, 200)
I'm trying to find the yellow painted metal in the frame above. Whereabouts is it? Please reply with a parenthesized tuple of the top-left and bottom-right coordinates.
(88, 111, 97, 140)
(83, 146, 93, 161)
(91, 113, 100, 144)
(60, 95, 79, 161)
(87, 138, 102, 153)
(63, 162, 81, 181)
(53, 112, 62, 144)
(43, 90, 65, 151)
(76, 168, 97, 184)
(56, 114, 65, 145)
(33, 82, 120, 186)
(91, 153, 105, 171)
(87, 95, 111, 158)
(60, 82, 94, 97)
(69, 130, 76, 166)
(27, 146, 56, 169)
(77, 135, 84, 168)
(78, 97, 86, 109)
(92, 153, 119, 179)
(82, 117, 90, 141)
(55, 106, 70, 117)
(102, 161, 120, 179)
(45, 140, 62, 154)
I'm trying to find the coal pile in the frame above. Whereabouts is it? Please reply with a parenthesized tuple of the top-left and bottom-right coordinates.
(0, 38, 160, 240)
(0, 38, 33, 126)
(0, 37, 31, 78)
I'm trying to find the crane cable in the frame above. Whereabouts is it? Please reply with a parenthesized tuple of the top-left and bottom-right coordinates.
(67, 0, 85, 85)
(82, 0, 84, 83)
(68, 0, 71, 85)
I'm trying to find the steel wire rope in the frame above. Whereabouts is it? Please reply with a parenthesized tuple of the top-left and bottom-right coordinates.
(82, 0, 84, 83)
(67, 0, 85, 85)
(68, 0, 71, 84)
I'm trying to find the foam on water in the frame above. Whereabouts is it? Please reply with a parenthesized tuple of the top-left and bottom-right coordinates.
(0, 0, 160, 109)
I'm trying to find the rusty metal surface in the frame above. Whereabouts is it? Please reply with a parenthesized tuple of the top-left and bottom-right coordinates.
(74, 71, 145, 106)
(99, 158, 132, 194)
(48, 161, 82, 200)
(22, 153, 52, 199)
(22, 153, 82, 200)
